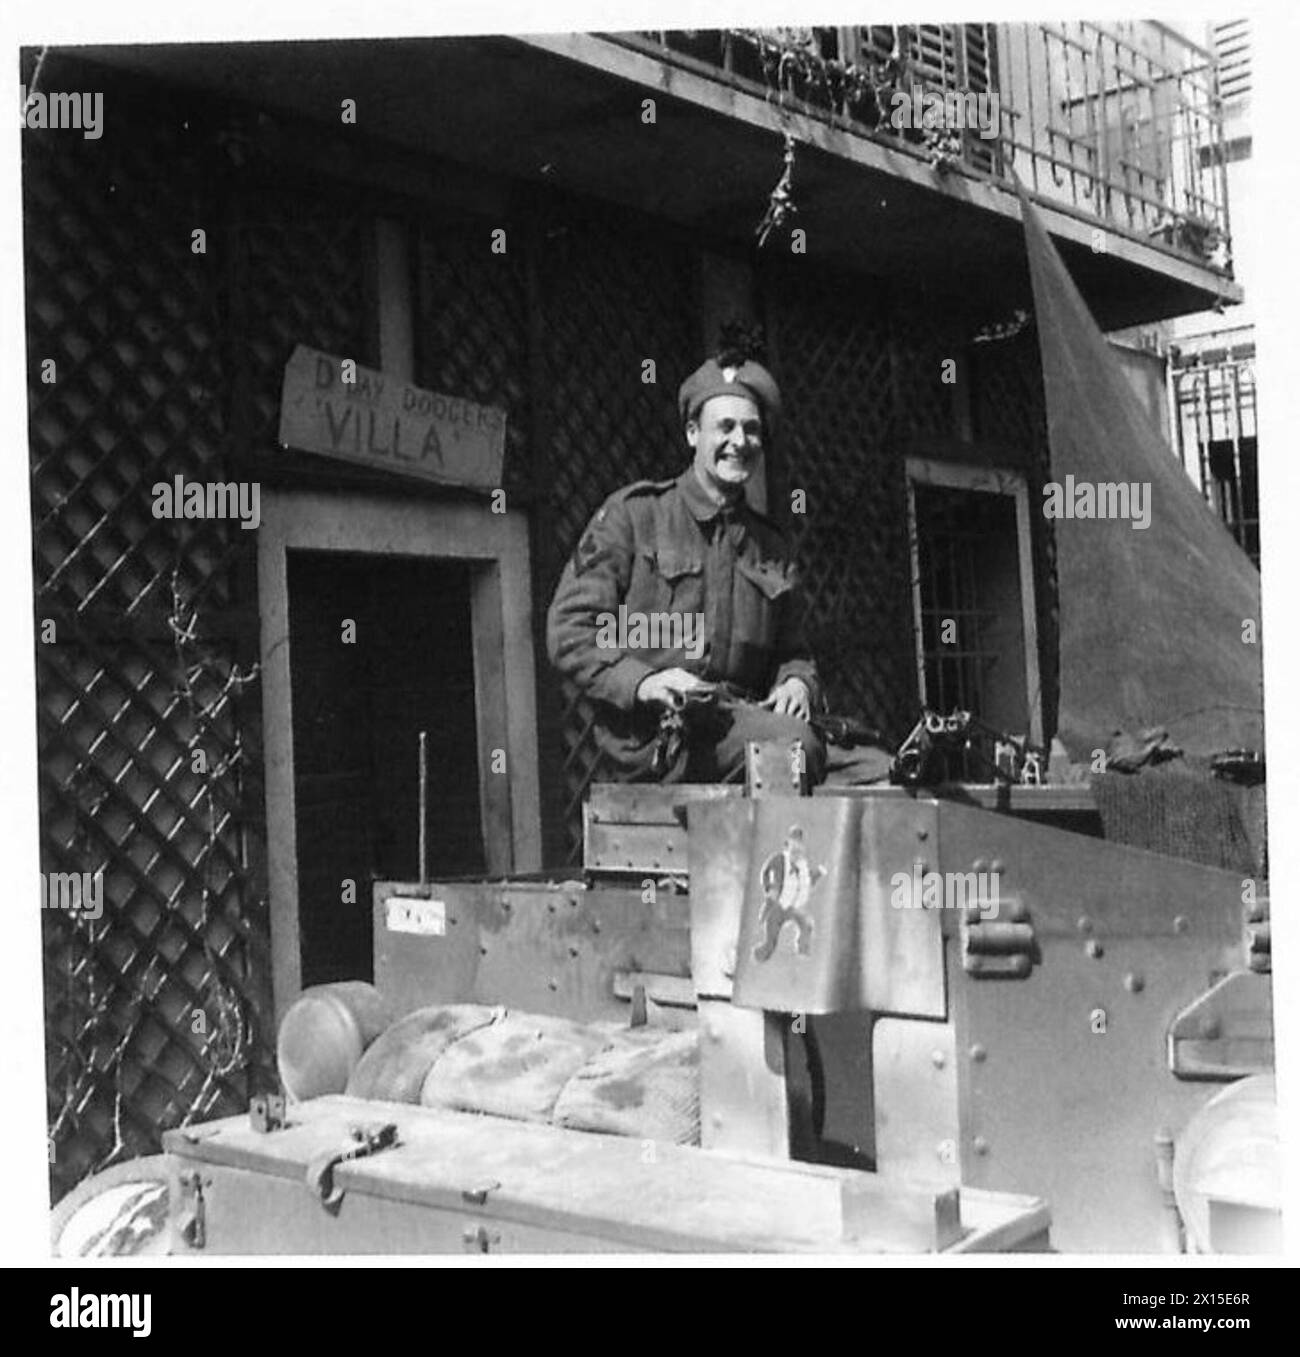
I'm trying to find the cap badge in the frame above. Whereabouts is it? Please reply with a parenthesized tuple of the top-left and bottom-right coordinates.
(721, 366, 737, 383)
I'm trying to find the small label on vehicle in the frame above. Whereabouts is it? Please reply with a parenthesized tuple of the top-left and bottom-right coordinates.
(385, 896, 446, 936)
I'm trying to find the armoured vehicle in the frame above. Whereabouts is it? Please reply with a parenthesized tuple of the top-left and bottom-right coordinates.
(55, 723, 1276, 1256)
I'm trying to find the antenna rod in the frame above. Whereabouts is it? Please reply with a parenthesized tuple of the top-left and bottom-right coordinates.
(418, 730, 429, 886)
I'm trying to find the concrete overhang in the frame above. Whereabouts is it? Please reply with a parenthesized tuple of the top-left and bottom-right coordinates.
(70, 31, 1242, 330)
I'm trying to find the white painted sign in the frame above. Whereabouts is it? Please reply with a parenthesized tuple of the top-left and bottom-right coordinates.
(384, 896, 447, 937)
(278, 345, 506, 491)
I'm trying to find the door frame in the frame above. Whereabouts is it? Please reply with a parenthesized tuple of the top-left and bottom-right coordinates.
(257, 486, 542, 1020)
(904, 457, 1043, 745)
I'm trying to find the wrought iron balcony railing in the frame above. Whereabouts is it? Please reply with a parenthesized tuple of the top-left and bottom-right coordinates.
(627, 23, 1231, 272)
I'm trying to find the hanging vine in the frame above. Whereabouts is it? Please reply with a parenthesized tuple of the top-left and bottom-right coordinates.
(737, 27, 968, 246)
(167, 565, 259, 1128)
(756, 130, 798, 249)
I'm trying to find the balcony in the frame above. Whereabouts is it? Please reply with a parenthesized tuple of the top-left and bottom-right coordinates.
(78, 25, 1240, 328)
(629, 23, 1232, 274)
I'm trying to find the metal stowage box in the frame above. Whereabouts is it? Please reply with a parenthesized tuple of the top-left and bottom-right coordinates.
(164, 1096, 1049, 1254)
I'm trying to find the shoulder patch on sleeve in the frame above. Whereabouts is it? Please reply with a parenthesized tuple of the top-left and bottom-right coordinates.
(572, 490, 632, 575)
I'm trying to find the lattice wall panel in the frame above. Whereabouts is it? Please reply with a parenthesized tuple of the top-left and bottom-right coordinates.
(763, 267, 922, 745)
(241, 183, 370, 452)
(537, 209, 698, 857)
(41, 636, 259, 1188)
(541, 215, 697, 556)
(21, 64, 368, 1199)
(415, 223, 532, 498)
(972, 328, 1047, 452)
(891, 317, 967, 440)
(25, 106, 228, 624)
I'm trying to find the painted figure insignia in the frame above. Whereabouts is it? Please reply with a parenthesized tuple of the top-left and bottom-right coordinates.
(752, 825, 826, 961)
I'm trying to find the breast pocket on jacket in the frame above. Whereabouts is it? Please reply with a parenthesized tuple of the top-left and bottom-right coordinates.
(648, 548, 705, 615)
(736, 557, 796, 649)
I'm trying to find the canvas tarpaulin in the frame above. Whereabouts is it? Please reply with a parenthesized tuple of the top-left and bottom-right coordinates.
(1017, 183, 1264, 759)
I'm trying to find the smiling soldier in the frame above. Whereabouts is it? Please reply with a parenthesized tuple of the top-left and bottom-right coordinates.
(546, 347, 825, 784)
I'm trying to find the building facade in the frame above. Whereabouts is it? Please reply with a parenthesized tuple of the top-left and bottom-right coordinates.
(24, 25, 1239, 1194)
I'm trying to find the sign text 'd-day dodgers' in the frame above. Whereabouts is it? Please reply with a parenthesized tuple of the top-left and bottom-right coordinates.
(278, 345, 506, 491)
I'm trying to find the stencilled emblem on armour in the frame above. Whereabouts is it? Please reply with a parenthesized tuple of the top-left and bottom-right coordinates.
(752, 825, 826, 962)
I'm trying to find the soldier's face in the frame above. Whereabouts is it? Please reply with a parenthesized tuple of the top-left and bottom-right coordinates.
(687, 394, 763, 494)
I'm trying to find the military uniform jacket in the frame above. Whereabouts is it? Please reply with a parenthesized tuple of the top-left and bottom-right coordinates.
(546, 468, 822, 778)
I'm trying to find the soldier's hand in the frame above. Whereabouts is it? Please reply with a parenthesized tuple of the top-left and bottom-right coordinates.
(762, 677, 812, 722)
(635, 668, 714, 709)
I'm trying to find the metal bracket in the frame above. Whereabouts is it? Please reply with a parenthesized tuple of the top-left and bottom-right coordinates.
(1168, 970, 1274, 1080)
(249, 1092, 288, 1133)
(745, 739, 808, 797)
(306, 1121, 400, 1213)
(461, 1179, 501, 1207)
(462, 1223, 502, 1253)
(960, 894, 1036, 979)
(613, 969, 696, 1010)
(178, 1171, 208, 1250)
